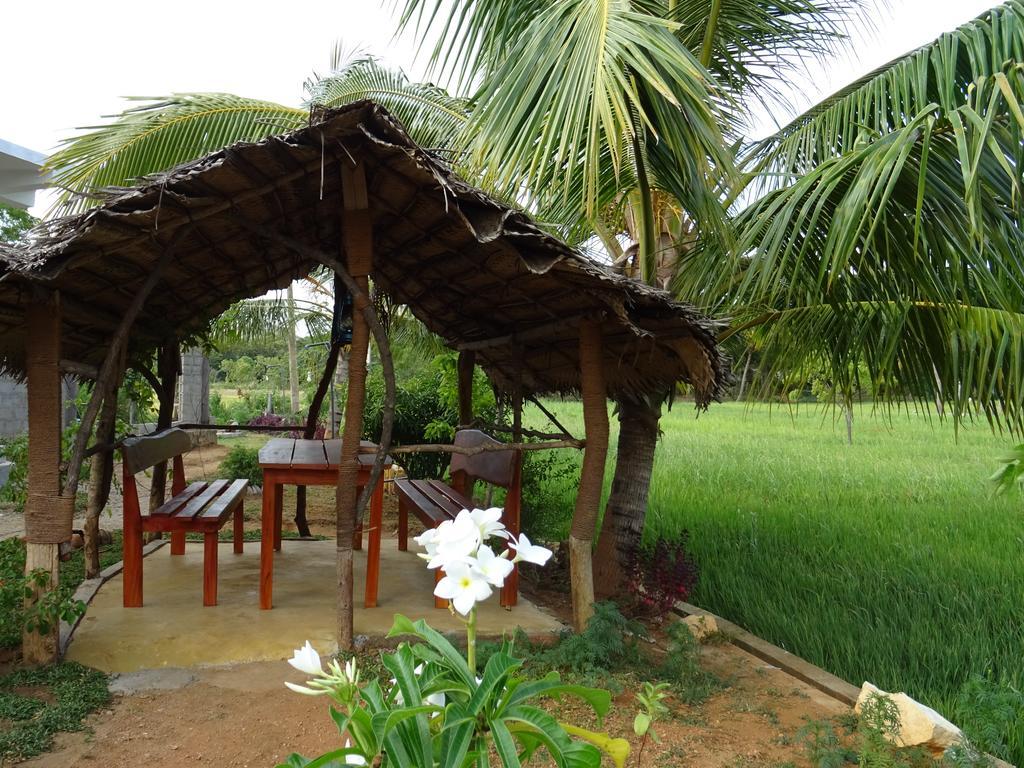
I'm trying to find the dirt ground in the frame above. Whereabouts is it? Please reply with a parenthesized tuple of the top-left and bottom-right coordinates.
(11, 441, 850, 766)
(22, 639, 847, 768)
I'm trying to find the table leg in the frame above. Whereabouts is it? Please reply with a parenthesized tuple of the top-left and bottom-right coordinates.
(273, 484, 283, 552)
(363, 474, 385, 608)
(260, 477, 276, 610)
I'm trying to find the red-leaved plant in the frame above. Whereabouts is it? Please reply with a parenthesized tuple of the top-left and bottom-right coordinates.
(622, 535, 699, 618)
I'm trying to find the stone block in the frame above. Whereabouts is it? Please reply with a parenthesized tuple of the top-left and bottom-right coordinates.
(855, 682, 962, 755)
(682, 613, 719, 641)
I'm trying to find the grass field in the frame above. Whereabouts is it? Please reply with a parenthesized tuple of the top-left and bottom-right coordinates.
(527, 399, 1024, 760)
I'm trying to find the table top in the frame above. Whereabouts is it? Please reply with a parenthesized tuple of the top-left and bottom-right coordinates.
(258, 438, 392, 470)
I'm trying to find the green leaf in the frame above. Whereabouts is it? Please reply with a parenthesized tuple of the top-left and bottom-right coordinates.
(634, 711, 652, 737)
(388, 615, 475, 686)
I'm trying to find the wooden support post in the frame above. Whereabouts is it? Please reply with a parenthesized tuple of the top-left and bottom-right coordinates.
(23, 294, 67, 663)
(336, 161, 372, 650)
(568, 321, 609, 633)
(457, 350, 476, 428)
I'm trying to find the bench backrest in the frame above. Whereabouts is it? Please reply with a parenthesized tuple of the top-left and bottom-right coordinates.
(121, 428, 192, 475)
(449, 429, 518, 488)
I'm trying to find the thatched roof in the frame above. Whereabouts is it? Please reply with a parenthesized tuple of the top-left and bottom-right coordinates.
(0, 101, 728, 403)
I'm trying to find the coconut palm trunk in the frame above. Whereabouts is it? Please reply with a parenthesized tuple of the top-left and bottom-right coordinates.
(593, 394, 661, 597)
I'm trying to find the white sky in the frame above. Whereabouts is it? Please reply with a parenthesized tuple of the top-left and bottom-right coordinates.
(1, 0, 997, 165)
(1, 0, 996, 320)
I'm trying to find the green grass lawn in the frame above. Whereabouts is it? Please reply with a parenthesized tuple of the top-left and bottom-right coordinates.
(528, 399, 1024, 760)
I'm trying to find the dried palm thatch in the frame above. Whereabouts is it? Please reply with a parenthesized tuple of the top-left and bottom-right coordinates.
(0, 101, 728, 403)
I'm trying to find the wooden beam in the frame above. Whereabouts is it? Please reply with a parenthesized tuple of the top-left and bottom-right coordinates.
(568, 321, 609, 633)
(63, 234, 182, 499)
(59, 359, 98, 379)
(457, 313, 592, 352)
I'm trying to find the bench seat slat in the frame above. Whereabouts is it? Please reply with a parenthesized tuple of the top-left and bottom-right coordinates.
(200, 479, 249, 521)
(150, 481, 207, 517)
(395, 479, 453, 526)
(425, 480, 474, 511)
(411, 480, 464, 518)
(174, 479, 230, 521)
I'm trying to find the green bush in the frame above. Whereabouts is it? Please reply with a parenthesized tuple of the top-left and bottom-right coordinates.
(218, 445, 264, 487)
(0, 433, 28, 508)
(520, 449, 579, 541)
(362, 353, 497, 479)
(0, 539, 88, 651)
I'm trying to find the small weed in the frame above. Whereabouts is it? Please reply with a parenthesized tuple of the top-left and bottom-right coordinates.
(658, 621, 723, 705)
(0, 662, 110, 761)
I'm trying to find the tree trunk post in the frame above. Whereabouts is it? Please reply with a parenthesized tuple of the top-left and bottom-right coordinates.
(568, 321, 609, 633)
(23, 293, 67, 663)
(335, 161, 372, 650)
(84, 381, 121, 578)
(457, 351, 476, 428)
(296, 339, 344, 537)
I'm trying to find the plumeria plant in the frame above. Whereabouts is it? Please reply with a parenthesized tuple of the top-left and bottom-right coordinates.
(278, 508, 629, 768)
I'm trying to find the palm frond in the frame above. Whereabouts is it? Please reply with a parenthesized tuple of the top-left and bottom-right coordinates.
(747, 0, 1024, 183)
(464, 0, 733, 222)
(669, 0, 872, 126)
(211, 297, 332, 346)
(45, 94, 307, 215)
(304, 55, 471, 150)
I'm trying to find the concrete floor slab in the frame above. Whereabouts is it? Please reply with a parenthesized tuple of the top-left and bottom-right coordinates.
(66, 539, 563, 673)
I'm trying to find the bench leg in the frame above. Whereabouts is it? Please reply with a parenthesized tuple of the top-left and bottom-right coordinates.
(203, 532, 218, 606)
(397, 493, 408, 551)
(273, 484, 283, 552)
(170, 530, 186, 555)
(123, 522, 144, 608)
(364, 473, 385, 608)
(233, 502, 244, 554)
(260, 477, 276, 610)
(434, 568, 447, 609)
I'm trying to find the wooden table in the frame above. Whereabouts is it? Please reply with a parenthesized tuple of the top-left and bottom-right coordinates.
(257, 438, 392, 610)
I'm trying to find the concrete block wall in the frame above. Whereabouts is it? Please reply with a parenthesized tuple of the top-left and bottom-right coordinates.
(0, 376, 28, 438)
(179, 348, 210, 424)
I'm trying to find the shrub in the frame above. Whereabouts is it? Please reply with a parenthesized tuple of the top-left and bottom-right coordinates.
(0, 539, 86, 650)
(534, 601, 647, 676)
(0, 433, 28, 509)
(219, 445, 264, 487)
(953, 675, 1024, 761)
(520, 449, 578, 541)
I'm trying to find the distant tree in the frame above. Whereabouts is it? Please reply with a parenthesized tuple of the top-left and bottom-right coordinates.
(0, 203, 36, 244)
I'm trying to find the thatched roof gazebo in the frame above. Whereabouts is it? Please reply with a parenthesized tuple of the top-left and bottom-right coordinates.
(0, 101, 727, 662)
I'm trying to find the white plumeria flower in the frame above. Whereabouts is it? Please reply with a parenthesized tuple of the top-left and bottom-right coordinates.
(434, 561, 492, 615)
(284, 680, 328, 696)
(474, 544, 514, 587)
(510, 533, 553, 566)
(469, 507, 509, 541)
(413, 528, 440, 563)
(287, 640, 323, 676)
(343, 740, 368, 766)
(426, 511, 481, 569)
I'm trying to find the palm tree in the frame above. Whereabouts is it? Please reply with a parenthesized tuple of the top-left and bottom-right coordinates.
(392, 0, 1024, 595)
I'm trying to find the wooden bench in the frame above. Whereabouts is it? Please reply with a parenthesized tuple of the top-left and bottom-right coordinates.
(396, 429, 521, 608)
(120, 428, 248, 607)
